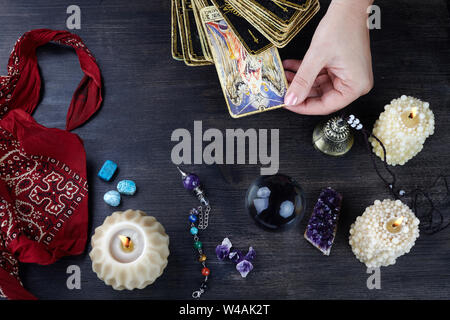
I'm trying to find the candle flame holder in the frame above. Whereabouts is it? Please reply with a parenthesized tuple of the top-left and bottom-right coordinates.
(312, 116, 354, 156)
(386, 216, 404, 234)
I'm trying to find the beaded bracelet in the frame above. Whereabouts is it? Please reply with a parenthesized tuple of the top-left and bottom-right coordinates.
(177, 167, 211, 298)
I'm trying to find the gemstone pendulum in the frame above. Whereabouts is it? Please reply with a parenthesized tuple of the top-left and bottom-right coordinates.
(177, 166, 212, 298)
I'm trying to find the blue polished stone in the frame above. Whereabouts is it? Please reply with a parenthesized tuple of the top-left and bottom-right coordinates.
(189, 214, 197, 223)
(98, 160, 118, 181)
(117, 180, 136, 195)
(104, 190, 121, 207)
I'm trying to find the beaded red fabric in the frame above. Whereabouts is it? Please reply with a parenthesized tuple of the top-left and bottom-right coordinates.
(0, 29, 102, 299)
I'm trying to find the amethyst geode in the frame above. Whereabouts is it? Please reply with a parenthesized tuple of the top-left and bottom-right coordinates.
(304, 187, 342, 255)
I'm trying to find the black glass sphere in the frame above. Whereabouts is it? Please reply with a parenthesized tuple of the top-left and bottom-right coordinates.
(245, 174, 306, 231)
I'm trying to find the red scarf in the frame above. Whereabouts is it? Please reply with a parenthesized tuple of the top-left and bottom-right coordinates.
(0, 29, 102, 299)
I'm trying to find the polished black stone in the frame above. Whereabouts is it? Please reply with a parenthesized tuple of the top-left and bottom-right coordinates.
(245, 174, 306, 231)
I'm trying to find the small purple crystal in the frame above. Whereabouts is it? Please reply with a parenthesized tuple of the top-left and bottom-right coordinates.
(228, 249, 243, 264)
(216, 238, 256, 278)
(304, 187, 342, 256)
(236, 260, 254, 278)
(183, 173, 200, 190)
(244, 247, 256, 262)
(216, 238, 232, 261)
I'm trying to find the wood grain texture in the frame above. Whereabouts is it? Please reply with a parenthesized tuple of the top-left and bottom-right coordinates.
(0, 0, 449, 300)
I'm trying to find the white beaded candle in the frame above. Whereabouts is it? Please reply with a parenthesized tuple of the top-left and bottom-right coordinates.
(349, 199, 420, 268)
(370, 95, 435, 166)
(89, 209, 169, 290)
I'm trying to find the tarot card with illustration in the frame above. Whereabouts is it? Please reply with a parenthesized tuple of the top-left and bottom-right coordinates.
(200, 6, 287, 118)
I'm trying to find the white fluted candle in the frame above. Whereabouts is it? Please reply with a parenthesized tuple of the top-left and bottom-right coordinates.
(89, 209, 169, 290)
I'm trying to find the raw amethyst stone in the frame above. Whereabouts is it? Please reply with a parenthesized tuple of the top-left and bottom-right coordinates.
(244, 247, 256, 262)
(216, 238, 232, 261)
(183, 173, 200, 190)
(304, 187, 342, 256)
(229, 249, 243, 264)
(236, 260, 253, 278)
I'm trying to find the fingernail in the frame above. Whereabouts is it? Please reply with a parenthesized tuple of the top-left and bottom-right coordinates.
(284, 93, 298, 106)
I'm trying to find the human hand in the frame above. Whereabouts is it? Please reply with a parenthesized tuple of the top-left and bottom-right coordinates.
(283, 0, 374, 115)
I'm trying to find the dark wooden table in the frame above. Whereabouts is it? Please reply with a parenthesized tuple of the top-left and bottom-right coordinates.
(0, 0, 449, 300)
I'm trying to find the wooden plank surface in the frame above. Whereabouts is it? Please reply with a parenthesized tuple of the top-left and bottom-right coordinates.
(0, 0, 449, 299)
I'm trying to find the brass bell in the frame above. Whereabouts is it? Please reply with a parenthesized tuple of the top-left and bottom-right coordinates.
(312, 116, 354, 156)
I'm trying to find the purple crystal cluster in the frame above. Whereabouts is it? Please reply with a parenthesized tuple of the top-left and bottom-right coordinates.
(216, 238, 256, 278)
(304, 187, 342, 255)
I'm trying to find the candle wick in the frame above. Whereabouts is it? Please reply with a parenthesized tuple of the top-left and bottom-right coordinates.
(119, 235, 132, 249)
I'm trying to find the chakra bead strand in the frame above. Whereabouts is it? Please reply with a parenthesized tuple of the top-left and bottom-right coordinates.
(177, 167, 212, 299)
(189, 207, 209, 298)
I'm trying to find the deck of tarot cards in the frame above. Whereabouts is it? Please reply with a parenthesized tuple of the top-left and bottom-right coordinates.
(171, 0, 320, 118)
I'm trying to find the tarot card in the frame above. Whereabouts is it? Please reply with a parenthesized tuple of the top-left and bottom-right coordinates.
(229, 1, 293, 38)
(229, 0, 283, 32)
(200, 6, 288, 118)
(211, 0, 273, 55)
(239, 0, 302, 28)
(181, 0, 212, 65)
(193, 0, 213, 8)
(175, 0, 194, 65)
(229, 0, 319, 48)
(192, 0, 213, 61)
(273, 0, 311, 10)
(172, 0, 184, 61)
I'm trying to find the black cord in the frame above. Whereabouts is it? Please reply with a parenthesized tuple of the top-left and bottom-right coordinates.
(361, 129, 399, 199)
(410, 175, 450, 235)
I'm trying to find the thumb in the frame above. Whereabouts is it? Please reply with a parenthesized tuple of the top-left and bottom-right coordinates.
(284, 51, 324, 106)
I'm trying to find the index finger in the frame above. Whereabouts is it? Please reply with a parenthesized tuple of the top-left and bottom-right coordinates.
(284, 89, 356, 115)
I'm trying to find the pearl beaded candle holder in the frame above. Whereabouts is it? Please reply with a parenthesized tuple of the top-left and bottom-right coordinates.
(349, 199, 420, 268)
(89, 209, 170, 290)
(370, 95, 435, 166)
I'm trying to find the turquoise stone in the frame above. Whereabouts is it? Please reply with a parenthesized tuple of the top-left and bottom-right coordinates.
(104, 190, 121, 207)
(190, 227, 198, 235)
(117, 180, 136, 195)
(98, 160, 118, 181)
